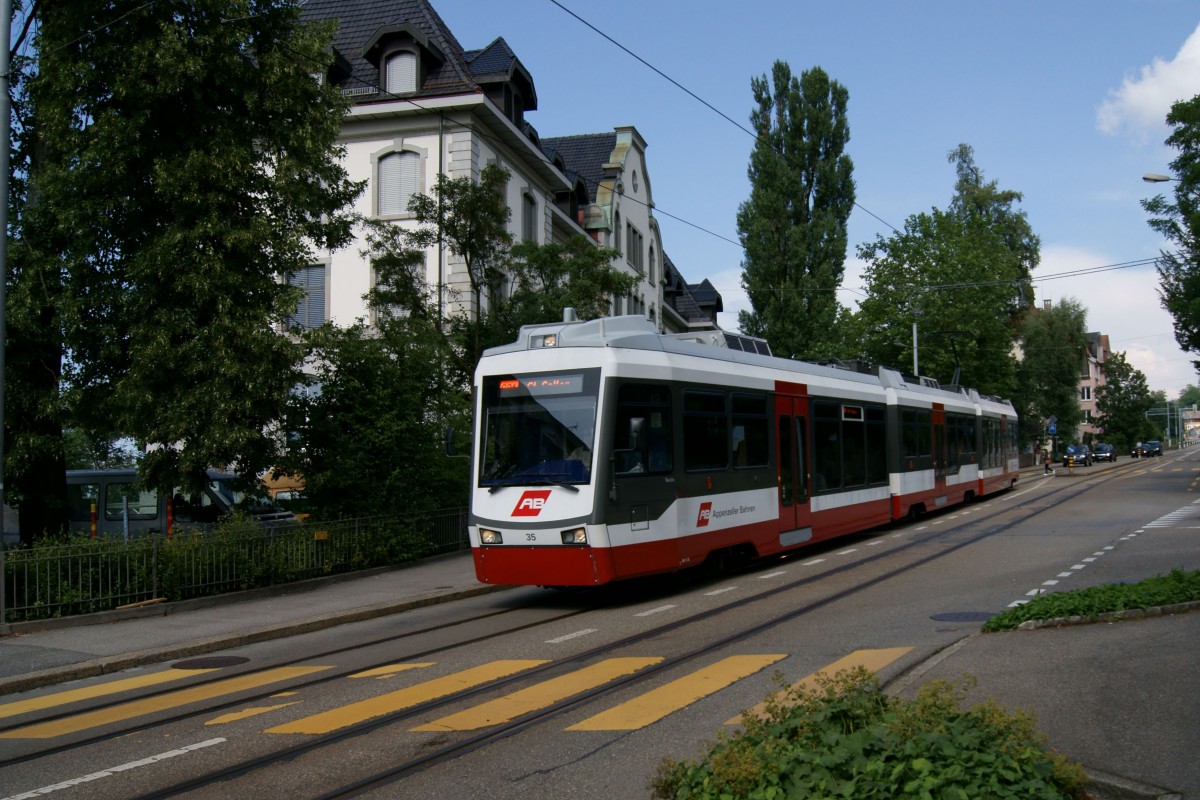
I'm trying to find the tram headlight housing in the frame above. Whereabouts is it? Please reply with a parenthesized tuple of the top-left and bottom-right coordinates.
(479, 529, 503, 545)
(560, 527, 588, 545)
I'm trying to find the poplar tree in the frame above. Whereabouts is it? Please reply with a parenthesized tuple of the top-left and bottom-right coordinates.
(737, 62, 855, 361)
(9, 1, 361, 541)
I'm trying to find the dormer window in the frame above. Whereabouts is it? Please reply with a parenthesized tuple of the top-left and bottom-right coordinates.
(386, 51, 417, 94)
(362, 22, 444, 99)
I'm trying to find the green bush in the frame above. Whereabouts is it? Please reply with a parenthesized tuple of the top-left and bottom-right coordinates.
(651, 669, 1087, 800)
(983, 568, 1200, 632)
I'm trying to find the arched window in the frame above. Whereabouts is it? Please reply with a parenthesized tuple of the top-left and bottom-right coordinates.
(378, 151, 421, 216)
(385, 51, 417, 94)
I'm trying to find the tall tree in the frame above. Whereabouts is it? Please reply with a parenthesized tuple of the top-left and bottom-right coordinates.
(1015, 299, 1089, 446)
(407, 164, 514, 377)
(1095, 352, 1157, 451)
(849, 146, 1035, 398)
(507, 236, 637, 330)
(737, 62, 854, 361)
(1143, 94, 1200, 369)
(284, 171, 639, 519)
(10, 0, 362, 541)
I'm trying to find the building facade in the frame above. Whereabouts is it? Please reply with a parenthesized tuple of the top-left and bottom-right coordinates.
(1079, 331, 1110, 440)
(297, 0, 716, 333)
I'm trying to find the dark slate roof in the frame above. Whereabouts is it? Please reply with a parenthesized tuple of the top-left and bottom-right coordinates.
(463, 37, 518, 80)
(540, 133, 617, 203)
(662, 253, 722, 324)
(299, 0, 519, 103)
(689, 279, 722, 310)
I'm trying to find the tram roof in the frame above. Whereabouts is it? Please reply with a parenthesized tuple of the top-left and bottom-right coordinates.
(486, 315, 1014, 412)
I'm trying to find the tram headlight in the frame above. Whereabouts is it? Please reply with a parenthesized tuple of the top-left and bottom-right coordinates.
(479, 529, 503, 545)
(560, 527, 588, 545)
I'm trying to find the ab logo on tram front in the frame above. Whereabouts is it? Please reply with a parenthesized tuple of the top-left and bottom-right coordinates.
(512, 490, 552, 517)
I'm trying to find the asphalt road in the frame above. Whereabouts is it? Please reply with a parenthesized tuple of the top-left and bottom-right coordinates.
(2, 454, 1196, 800)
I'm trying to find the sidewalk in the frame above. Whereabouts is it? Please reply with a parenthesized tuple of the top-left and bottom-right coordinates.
(0, 552, 508, 694)
(2, 475, 1196, 799)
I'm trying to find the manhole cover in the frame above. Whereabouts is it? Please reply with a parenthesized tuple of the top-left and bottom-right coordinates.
(172, 656, 250, 670)
(930, 611, 996, 622)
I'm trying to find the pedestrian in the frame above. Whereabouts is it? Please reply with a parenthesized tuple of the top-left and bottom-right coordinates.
(1043, 445, 1053, 475)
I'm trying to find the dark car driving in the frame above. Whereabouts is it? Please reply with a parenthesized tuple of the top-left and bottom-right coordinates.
(1063, 444, 1092, 467)
(1092, 443, 1116, 462)
(1142, 440, 1163, 456)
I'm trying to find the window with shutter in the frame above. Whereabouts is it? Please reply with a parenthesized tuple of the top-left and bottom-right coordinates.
(378, 151, 420, 216)
(386, 51, 417, 94)
(289, 265, 327, 330)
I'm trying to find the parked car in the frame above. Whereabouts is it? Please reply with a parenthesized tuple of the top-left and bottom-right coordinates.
(1092, 443, 1116, 462)
(1143, 440, 1163, 456)
(1063, 444, 1092, 467)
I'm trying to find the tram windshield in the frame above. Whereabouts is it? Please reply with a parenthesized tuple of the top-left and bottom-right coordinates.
(479, 369, 600, 490)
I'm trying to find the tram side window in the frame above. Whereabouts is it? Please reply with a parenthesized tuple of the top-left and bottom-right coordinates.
(866, 406, 887, 484)
(947, 413, 977, 470)
(813, 400, 842, 492)
(982, 418, 999, 468)
(614, 383, 673, 475)
(843, 405, 867, 487)
(901, 408, 933, 471)
(684, 390, 728, 471)
(731, 393, 769, 468)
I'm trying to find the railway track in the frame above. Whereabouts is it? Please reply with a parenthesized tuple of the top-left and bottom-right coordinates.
(1, 460, 1152, 799)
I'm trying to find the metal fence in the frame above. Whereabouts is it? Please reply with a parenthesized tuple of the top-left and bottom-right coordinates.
(1, 507, 469, 625)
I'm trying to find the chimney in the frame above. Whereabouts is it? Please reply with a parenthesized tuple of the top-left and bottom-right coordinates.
(1044, 299, 1052, 311)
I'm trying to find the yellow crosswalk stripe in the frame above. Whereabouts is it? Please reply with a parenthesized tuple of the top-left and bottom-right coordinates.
(412, 657, 663, 732)
(728, 647, 913, 725)
(0, 667, 330, 739)
(566, 654, 787, 732)
(0, 668, 218, 721)
(206, 702, 300, 725)
(265, 660, 548, 735)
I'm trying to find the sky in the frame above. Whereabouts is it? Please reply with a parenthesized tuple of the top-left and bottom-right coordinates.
(431, 0, 1200, 398)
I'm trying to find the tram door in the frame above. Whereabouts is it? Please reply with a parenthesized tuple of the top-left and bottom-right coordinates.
(932, 405, 948, 490)
(775, 391, 812, 545)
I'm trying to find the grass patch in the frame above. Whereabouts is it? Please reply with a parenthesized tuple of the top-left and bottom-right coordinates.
(983, 568, 1200, 632)
(651, 668, 1087, 800)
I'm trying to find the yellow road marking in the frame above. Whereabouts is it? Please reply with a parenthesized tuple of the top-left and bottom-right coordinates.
(728, 647, 913, 725)
(266, 660, 548, 735)
(207, 702, 300, 725)
(567, 654, 786, 731)
(0, 668, 218, 721)
(0, 667, 330, 739)
(413, 657, 663, 732)
(349, 664, 434, 680)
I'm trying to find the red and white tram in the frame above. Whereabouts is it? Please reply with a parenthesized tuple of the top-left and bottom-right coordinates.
(469, 313, 1019, 587)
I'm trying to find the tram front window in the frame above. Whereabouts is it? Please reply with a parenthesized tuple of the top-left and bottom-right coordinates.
(480, 370, 599, 489)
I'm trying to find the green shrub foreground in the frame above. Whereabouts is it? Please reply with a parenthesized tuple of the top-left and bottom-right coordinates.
(983, 568, 1200, 632)
(651, 668, 1087, 800)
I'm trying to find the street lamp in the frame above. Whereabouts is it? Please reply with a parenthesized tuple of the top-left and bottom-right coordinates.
(1143, 173, 1176, 183)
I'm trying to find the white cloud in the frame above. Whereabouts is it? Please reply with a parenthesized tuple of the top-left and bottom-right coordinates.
(1097, 22, 1200, 139)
